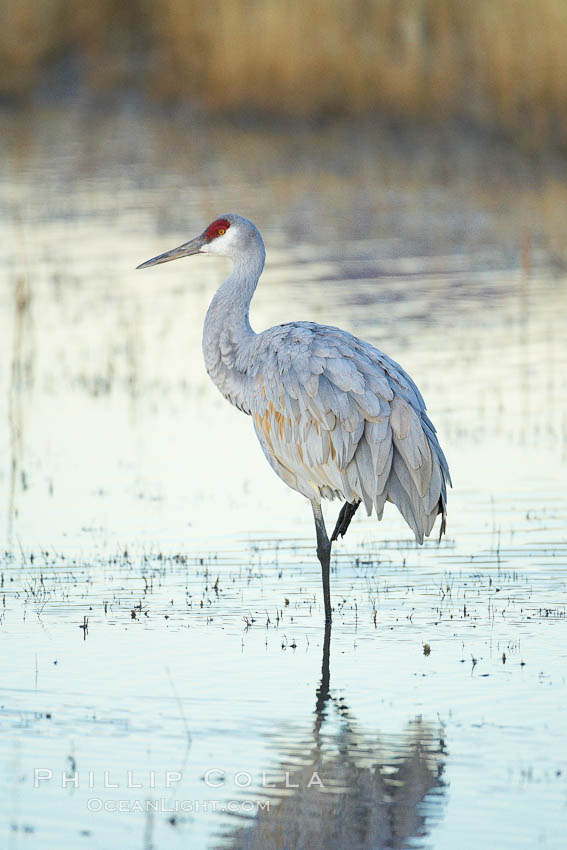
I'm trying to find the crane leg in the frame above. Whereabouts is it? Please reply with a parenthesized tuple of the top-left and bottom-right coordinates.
(330, 500, 360, 542)
(311, 501, 332, 624)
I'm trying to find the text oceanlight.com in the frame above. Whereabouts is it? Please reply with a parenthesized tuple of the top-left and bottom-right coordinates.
(86, 798, 270, 813)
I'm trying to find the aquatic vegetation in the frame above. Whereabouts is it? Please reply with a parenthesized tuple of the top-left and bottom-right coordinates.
(1, 1, 567, 148)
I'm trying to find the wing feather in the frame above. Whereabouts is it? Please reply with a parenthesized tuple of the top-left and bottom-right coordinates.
(245, 321, 450, 540)
(354, 435, 375, 515)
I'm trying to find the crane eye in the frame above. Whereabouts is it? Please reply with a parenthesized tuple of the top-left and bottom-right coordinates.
(217, 228, 226, 235)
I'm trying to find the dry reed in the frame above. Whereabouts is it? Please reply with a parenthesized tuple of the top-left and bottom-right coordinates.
(1, 0, 567, 148)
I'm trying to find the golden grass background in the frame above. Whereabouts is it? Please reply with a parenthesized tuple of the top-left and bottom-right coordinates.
(1, 0, 567, 148)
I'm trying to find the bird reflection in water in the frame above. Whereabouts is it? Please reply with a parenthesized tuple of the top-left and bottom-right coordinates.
(219, 625, 448, 850)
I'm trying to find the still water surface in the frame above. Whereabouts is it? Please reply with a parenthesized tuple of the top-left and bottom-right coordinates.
(0, 104, 566, 849)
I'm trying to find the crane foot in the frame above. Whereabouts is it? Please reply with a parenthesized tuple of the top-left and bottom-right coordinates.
(330, 501, 360, 543)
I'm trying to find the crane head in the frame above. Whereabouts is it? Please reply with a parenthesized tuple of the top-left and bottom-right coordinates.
(136, 214, 263, 268)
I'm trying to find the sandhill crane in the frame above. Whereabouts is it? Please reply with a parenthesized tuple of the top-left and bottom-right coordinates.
(138, 214, 451, 623)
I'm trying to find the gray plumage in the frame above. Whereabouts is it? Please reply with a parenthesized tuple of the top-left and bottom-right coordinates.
(138, 213, 451, 620)
(221, 320, 448, 543)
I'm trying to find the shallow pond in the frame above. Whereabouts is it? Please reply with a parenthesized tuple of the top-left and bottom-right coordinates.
(0, 103, 566, 849)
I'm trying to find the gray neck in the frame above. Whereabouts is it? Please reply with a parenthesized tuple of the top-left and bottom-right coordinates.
(202, 242, 265, 410)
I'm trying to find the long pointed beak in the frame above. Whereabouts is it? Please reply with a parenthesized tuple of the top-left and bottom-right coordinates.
(136, 234, 205, 269)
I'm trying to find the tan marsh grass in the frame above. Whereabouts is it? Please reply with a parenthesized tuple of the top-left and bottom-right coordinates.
(1, 0, 566, 148)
